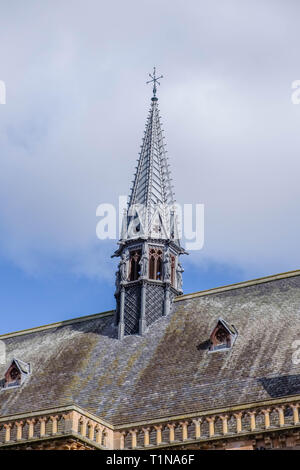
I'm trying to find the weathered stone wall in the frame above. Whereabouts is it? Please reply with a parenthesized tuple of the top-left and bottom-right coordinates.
(1, 437, 95, 450)
(162, 430, 300, 450)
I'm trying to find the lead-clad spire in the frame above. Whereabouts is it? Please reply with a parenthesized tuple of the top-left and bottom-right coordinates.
(129, 97, 173, 207)
(126, 68, 175, 240)
(113, 70, 185, 339)
(127, 97, 174, 238)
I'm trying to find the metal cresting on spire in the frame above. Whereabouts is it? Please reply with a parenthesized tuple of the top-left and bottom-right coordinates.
(146, 67, 163, 100)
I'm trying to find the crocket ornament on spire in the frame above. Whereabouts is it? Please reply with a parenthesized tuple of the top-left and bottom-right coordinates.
(112, 70, 186, 339)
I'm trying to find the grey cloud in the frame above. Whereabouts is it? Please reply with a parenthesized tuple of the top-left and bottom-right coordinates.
(0, 0, 300, 279)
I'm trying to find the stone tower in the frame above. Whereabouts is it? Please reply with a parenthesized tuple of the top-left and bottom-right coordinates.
(113, 69, 186, 339)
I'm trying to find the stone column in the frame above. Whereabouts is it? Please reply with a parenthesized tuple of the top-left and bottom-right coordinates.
(4, 423, 12, 443)
(130, 429, 137, 449)
(142, 427, 150, 447)
(276, 407, 285, 427)
(79, 417, 87, 437)
(95, 425, 103, 445)
(16, 421, 23, 441)
(291, 404, 299, 424)
(119, 431, 125, 450)
(207, 417, 215, 437)
(50, 415, 59, 435)
(234, 412, 243, 433)
(167, 423, 175, 443)
(219, 415, 228, 435)
(180, 421, 189, 441)
(262, 409, 271, 429)
(27, 419, 36, 439)
(88, 421, 96, 441)
(192, 418, 202, 439)
(248, 411, 256, 431)
(155, 425, 163, 445)
(38, 417, 47, 437)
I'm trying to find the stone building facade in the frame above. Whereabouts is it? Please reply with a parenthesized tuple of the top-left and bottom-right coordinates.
(0, 74, 299, 450)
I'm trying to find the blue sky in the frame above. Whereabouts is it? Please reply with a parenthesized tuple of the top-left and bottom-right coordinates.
(1, 0, 300, 334)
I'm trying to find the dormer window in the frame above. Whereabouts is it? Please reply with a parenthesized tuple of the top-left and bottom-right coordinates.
(7, 364, 21, 385)
(208, 318, 238, 353)
(1, 358, 31, 390)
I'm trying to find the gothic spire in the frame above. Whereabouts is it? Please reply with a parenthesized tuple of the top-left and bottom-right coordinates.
(127, 69, 175, 239)
(113, 71, 185, 339)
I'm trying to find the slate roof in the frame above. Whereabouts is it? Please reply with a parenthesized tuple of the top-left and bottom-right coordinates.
(1, 271, 300, 426)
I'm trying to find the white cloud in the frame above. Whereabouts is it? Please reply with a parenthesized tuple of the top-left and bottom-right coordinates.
(0, 0, 300, 281)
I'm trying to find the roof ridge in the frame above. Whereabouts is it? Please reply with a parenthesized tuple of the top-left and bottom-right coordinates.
(0, 310, 114, 340)
(1, 269, 299, 339)
(175, 268, 300, 301)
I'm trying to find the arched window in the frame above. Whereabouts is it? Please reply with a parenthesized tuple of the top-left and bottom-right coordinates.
(149, 247, 163, 281)
(156, 255, 162, 280)
(149, 251, 155, 279)
(129, 250, 141, 281)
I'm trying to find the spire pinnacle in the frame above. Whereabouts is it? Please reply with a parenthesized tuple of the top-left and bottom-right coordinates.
(146, 67, 163, 101)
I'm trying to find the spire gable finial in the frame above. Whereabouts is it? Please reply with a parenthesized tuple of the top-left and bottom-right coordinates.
(146, 67, 163, 101)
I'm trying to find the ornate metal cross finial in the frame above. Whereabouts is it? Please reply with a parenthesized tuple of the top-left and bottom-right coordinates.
(146, 67, 163, 99)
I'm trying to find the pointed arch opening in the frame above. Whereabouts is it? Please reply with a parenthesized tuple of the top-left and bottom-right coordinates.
(149, 247, 163, 281)
(129, 250, 141, 281)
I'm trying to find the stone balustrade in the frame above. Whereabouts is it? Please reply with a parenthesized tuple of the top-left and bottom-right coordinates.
(0, 408, 111, 449)
(118, 399, 300, 449)
(0, 398, 299, 449)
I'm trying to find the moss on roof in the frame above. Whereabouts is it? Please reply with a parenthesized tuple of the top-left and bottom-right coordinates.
(1, 271, 300, 425)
